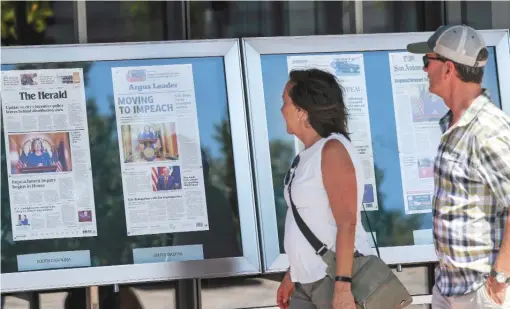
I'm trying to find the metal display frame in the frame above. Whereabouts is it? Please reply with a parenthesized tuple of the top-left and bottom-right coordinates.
(1, 39, 261, 292)
(242, 30, 510, 272)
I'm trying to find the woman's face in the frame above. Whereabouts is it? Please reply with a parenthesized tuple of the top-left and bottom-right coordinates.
(33, 140, 42, 152)
(281, 82, 305, 135)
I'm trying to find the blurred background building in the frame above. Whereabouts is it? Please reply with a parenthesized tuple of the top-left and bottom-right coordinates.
(1, 1, 509, 309)
(2, 1, 509, 46)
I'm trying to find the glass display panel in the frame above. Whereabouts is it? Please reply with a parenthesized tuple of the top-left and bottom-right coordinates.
(259, 48, 501, 253)
(1, 57, 243, 274)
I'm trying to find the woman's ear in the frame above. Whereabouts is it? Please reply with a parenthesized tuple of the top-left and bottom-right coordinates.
(299, 111, 312, 128)
(297, 109, 304, 121)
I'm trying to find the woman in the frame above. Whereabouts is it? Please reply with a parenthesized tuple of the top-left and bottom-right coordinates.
(25, 139, 51, 167)
(276, 68, 373, 309)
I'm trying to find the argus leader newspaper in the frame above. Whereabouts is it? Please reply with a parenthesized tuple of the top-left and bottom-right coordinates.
(112, 64, 210, 237)
(1, 69, 98, 241)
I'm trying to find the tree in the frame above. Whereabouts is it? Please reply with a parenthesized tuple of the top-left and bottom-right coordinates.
(268, 139, 295, 251)
(1, 1, 54, 46)
(362, 164, 424, 248)
(212, 118, 238, 220)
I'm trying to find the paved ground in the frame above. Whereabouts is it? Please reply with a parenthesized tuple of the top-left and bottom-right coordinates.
(1, 271, 430, 309)
(1, 275, 281, 309)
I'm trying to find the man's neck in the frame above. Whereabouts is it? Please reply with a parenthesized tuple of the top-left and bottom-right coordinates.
(444, 84, 483, 126)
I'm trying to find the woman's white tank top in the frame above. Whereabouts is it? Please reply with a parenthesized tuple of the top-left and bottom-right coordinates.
(283, 133, 374, 284)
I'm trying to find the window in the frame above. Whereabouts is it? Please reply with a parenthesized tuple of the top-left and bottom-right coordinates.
(189, 1, 356, 39)
(86, 1, 185, 43)
(1, 1, 76, 46)
(445, 1, 510, 31)
(362, 1, 443, 34)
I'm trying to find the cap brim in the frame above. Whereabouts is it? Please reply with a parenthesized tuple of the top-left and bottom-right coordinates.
(406, 42, 433, 54)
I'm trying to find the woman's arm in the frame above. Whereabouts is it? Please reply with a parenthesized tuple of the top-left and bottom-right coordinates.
(322, 139, 358, 291)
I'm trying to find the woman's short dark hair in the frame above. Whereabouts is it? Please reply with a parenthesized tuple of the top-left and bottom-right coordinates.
(287, 68, 349, 140)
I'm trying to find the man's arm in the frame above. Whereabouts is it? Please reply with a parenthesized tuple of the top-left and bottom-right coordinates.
(480, 134, 510, 276)
(322, 139, 358, 290)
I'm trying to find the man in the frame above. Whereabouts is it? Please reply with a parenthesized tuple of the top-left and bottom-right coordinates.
(407, 24, 510, 308)
(158, 167, 178, 190)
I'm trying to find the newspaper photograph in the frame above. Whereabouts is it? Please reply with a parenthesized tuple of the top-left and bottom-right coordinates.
(389, 52, 447, 214)
(111, 64, 209, 236)
(1, 68, 98, 241)
(287, 54, 379, 211)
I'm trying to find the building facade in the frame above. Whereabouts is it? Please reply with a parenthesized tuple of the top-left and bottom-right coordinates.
(2, 1, 509, 46)
(1, 1, 509, 309)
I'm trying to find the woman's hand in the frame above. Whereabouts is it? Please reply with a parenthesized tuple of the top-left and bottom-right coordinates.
(277, 272, 294, 309)
(332, 282, 356, 309)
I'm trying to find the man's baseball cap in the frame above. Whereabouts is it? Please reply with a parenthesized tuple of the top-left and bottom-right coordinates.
(407, 24, 488, 67)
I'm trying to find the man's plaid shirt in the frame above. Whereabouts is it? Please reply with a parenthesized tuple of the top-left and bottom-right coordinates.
(433, 91, 510, 297)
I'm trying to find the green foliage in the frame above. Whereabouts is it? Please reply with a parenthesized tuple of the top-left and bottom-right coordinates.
(125, 2, 150, 16)
(1, 1, 54, 41)
(269, 139, 295, 252)
(119, 1, 158, 41)
(26, 2, 54, 32)
(1, 2, 16, 39)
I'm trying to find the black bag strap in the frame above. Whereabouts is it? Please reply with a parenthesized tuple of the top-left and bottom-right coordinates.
(287, 160, 381, 258)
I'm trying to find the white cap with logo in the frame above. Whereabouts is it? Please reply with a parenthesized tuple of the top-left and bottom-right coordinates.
(407, 24, 488, 68)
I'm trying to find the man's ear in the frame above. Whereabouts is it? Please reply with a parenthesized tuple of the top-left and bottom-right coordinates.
(446, 61, 455, 76)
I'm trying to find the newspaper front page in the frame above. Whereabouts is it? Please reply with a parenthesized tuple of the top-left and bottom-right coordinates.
(1, 69, 98, 241)
(111, 64, 209, 236)
(389, 52, 448, 214)
(287, 54, 379, 211)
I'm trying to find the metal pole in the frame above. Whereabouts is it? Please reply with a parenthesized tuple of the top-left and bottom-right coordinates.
(28, 292, 40, 309)
(182, 1, 192, 40)
(354, 0, 364, 34)
(113, 284, 120, 309)
(74, 0, 88, 43)
(176, 278, 201, 309)
(428, 263, 437, 293)
(396, 264, 403, 272)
